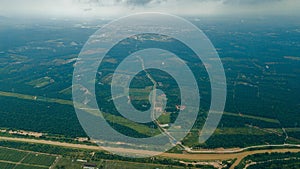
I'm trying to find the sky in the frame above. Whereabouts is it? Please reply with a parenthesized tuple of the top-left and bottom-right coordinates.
(0, 0, 300, 18)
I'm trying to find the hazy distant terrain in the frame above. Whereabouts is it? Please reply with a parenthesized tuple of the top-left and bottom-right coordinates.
(0, 16, 299, 149)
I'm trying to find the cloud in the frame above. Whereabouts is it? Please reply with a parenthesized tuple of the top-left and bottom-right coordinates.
(0, 0, 299, 18)
(77, 0, 165, 6)
(222, 0, 282, 5)
(79, 0, 282, 6)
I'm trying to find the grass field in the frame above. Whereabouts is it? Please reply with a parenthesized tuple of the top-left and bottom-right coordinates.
(0, 91, 73, 105)
(223, 112, 280, 124)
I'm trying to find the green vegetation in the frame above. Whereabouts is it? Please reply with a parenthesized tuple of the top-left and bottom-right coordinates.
(0, 141, 217, 169)
(0, 148, 28, 162)
(26, 76, 54, 88)
(0, 162, 15, 169)
(235, 152, 300, 169)
(0, 96, 85, 138)
(0, 91, 73, 105)
(0, 18, 300, 151)
(0, 89, 294, 148)
(247, 159, 300, 169)
(55, 158, 203, 169)
(0, 146, 57, 169)
(195, 134, 285, 149)
(0, 141, 88, 156)
(22, 153, 56, 166)
(223, 112, 280, 124)
(14, 165, 47, 169)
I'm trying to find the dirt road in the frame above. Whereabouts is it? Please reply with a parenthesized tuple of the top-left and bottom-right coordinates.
(1, 136, 300, 169)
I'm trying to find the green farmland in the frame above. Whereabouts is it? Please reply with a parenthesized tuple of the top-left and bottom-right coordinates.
(0, 147, 57, 169)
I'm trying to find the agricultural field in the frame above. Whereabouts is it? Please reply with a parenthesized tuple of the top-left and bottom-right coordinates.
(0, 162, 15, 169)
(0, 141, 222, 169)
(22, 153, 57, 166)
(0, 147, 57, 169)
(0, 147, 28, 162)
(54, 158, 204, 169)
